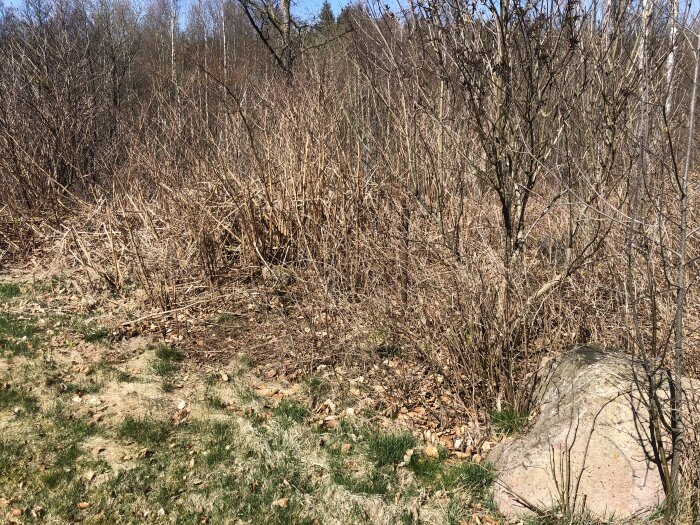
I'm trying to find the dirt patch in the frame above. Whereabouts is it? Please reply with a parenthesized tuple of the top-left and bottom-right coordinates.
(89, 381, 173, 423)
(83, 435, 138, 473)
(113, 346, 152, 377)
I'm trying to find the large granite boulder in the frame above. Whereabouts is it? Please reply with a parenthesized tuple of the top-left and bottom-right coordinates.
(489, 345, 699, 518)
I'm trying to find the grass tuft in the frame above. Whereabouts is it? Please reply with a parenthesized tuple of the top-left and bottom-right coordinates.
(274, 400, 308, 423)
(61, 380, 103, 396)
(367, 432, 416, 467)
(0, 438, 24, 472)
(205, 392, 228, 410)
(151, 344, 184, 390)
(0, 283, 21, 301)
(376, 344, 400, 357)
(304, 374, 331, 407)
(114, 369, 138, 382)
(408, 451, 445, 482)
(491, 407, 528, 435)
(81, 325, 110, 343)
(203, 421, 237, 466)
(442, 461, 494, 498)
(154, 344, 184, 362)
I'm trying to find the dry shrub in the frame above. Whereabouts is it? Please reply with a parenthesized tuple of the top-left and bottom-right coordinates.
(0, 0, 698, 427)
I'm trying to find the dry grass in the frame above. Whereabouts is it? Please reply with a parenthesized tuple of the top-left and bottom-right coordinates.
(0, 279, 501, 525)
(1, 0, 699, 519)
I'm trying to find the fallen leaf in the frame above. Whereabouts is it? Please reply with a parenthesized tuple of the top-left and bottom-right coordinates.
(322, 417, 338, 429)
(320, 399, 336, 414)
(271, 498, 288, 508)
(425, 445, 440, 459)
(256, 385, 279, 397)
(77, 502, 90, 510)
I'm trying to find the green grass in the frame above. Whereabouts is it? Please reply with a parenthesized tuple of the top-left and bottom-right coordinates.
(114, 369, 138, 382)
(0, 312, 41, 355)
(205, 391, 229, 410)
(236, 384, 258, 404)
(46, 403, 96, 440)
(61, 380, 103, 396)
(152, 344, 183, 375)
(442, 461, 494, 498)
(151, 344, 184, 391)
(326, 430, 433, 499)
(0, 282, 21, 301)
(203, 422, 237, 466)
(491, 406, 528, 435)
(274, 400, 308, 424)
(0, 400, 100, 523)
(376, 344, 401, 357)
(154, 344, 184, 362)
(367, 431, 416, 467)
(216, 312, 241, 324)
(325, 429, 396, 496)
(0, 385, 39, 414)
(407, 450, 446, 482)
(117, 416, 173, 446)
(304, 374, 331, 407)
(49, 414, 312, 523)
(0, 438, 24, 471)
(330, 458, 392, 495)
(41, 443, 83, 488)
(80, 325, 110, 343)
(227, 452, 315, 524)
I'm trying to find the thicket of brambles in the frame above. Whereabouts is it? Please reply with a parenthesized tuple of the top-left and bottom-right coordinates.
(1, 0, 699, 511)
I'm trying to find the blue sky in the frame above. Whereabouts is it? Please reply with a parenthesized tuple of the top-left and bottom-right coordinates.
(294, 0, 351, 20)
(3, 0, 695, 23)
(1, 0, 377, 21)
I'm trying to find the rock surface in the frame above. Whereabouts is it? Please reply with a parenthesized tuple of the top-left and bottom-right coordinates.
(489, 345, 698, 518)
